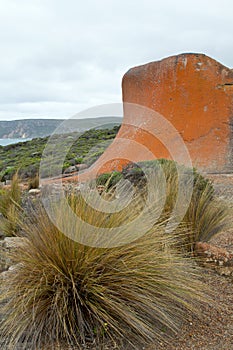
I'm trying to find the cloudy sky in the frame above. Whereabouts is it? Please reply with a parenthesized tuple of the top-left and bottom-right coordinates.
(0, 0, 232, 120)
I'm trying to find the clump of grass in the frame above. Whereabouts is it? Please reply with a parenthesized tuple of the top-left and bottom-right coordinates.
(0, 172, 22, 236)
(96, 171, 123, 190)
(99, 160, 228, 252)
(182, 177, 228, 250)
(0, 187, 211, 350)
(28, 173, 40, 190)
(157, 163, 228, 251)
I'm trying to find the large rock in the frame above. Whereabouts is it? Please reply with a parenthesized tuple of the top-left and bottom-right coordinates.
(120, 53, 233, 173)
(66, 53, 233, 183)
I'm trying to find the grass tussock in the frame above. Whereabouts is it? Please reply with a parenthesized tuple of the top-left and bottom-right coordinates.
(156, 162, 228, 251)
(28, 173, 40, 190)
(97, 160, 228, 252)
(183, 179, 228, 249)
(0, 172, 22, 236)
(0, 187, 212, 350)
(162, 165, 228, 251)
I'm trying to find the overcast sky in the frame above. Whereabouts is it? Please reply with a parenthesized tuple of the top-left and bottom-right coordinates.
(0, 0, 232, 120)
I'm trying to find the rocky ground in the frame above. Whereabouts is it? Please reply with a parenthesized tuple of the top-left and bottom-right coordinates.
(0, 173, 232, 350)
(150, 173, 233, 350)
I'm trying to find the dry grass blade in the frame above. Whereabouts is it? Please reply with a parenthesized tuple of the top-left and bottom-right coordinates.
(182, 180, 229, 250)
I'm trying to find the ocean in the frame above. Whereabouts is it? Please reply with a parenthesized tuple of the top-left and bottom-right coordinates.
(0, 138, 31, 146)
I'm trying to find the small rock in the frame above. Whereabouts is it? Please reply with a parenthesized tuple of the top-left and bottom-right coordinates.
(3, 237, 27, 249)
(216, 266, 233, 276)
(76, 163, 88, 171)
(195, 242, 233, 262)
(28, 188, 41, 195)
(0, 237, 27, 272)
(63, 166, 77, 174)
(195, 241, 233, 278)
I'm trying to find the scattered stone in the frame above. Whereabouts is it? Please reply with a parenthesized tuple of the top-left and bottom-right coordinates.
(195, 241, 233, 276)
(0, 237, 27, 272)
(195, 242, 232, 262)
(216, 266, 233, 276)
(3, 237, 26, 249)
(63, 166, 77, 174)
(75, 163, 88, 171)
(28, 188, 41, 195)
(31, 151, 41, 157)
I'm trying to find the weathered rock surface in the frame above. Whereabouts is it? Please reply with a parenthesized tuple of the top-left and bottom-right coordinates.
(75, 53, 233, 181)
(121, 53, 233, 172)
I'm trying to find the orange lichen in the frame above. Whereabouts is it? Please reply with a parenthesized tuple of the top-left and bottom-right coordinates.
(69, 53, 233, 183)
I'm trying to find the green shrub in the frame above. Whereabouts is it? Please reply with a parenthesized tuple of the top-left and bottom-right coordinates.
(75, 157, 83, 164)
(0, 188, 211, 350)
(0, 126, 120, 181)
(85, 149, 106, 166)
(96, 171, 123, 189)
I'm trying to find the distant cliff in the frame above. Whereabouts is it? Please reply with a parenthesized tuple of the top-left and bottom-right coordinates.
(0, 119, 63, 138)
(0, 117, 122, 139)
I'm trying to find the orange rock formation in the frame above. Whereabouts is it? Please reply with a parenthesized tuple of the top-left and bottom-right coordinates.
(73, 53, 233, 182)
(120, 53, 233, 173)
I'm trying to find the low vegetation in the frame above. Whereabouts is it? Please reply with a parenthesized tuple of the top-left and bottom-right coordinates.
(0, 188, 211, 349)
(0, 134, 228, 349)
(96, 159, 228, 251)
(0, 126, 120, 181)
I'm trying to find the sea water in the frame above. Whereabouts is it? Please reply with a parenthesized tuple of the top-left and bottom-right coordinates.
(0, 138, 31, 146)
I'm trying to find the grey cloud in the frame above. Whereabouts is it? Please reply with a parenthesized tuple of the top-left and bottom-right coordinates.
(0, 0, 232, 120)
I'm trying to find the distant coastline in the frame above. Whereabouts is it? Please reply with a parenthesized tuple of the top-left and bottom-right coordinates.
(0, 117, 122, 140)
(0, 138, 32, 146)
